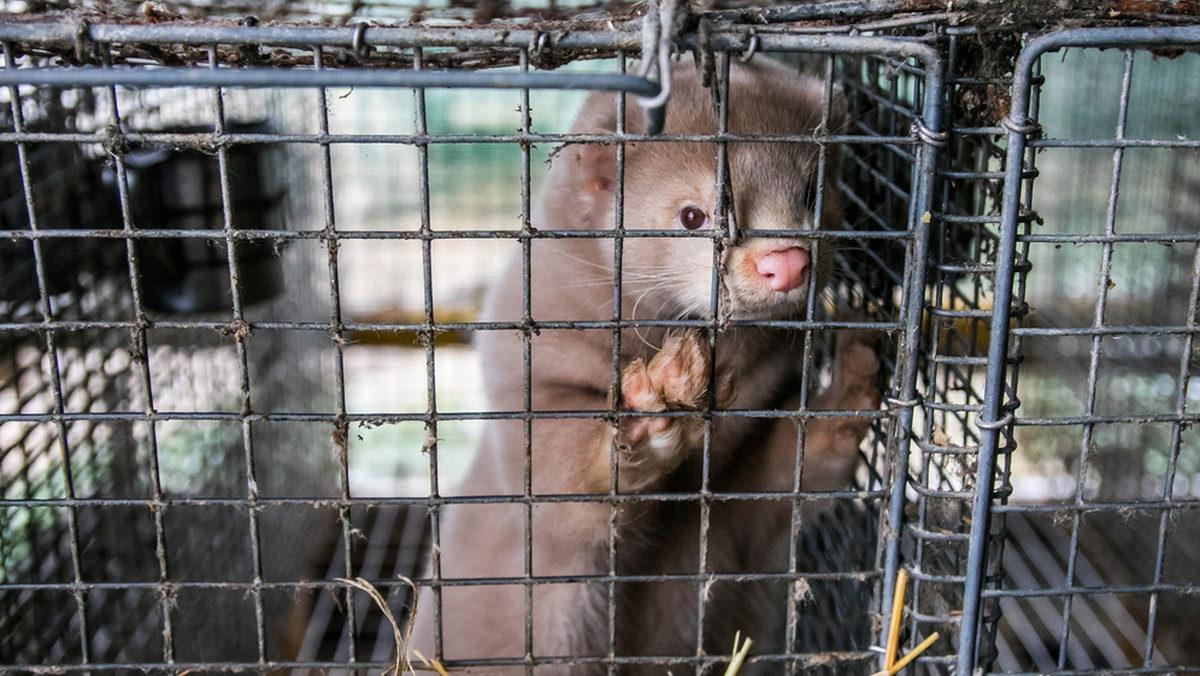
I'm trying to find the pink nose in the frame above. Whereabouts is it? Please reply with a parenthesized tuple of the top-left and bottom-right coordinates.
(754, 247, 810, 292)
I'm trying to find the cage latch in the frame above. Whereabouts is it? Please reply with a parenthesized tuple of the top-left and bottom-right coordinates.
(637, 0, 682, 135)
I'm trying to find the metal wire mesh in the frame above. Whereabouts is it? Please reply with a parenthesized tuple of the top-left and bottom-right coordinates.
(0, 25, 922, 673)
(982, 28, 1200, 675)
(0, 34, 342, 668)
(0, 8, 1198, 676)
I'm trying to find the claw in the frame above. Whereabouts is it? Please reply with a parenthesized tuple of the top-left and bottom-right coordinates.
(615, 331, 725, 489)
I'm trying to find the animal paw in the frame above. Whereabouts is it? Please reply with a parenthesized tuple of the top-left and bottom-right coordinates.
(615, 331, 732, 490)
(798, 327, 882, 491)
(830, 329, 882, 413)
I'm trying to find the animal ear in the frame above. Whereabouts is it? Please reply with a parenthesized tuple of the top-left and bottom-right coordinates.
(563, 91, 627, 195)
(572, 142, 618, 194)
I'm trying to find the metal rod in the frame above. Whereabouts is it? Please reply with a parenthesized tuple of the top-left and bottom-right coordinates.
(953, 24, 1200, 674)
(877, 42, 944, 674)
(0, 65, 661, 96)
(0, 21, 945, 57)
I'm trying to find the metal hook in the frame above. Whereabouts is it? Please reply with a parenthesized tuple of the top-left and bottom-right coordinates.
(975, 411, 1014, 431)
(74, 19, 94, 63)
(738, 34, 760, 64)
(636, 0, 679, 135)
(529, 31, 550, 58)
(885, 394, 922, 409)
(999, 114, 1041, 136)
(911, 119, 949, 147)
(352, 22, 370, 60)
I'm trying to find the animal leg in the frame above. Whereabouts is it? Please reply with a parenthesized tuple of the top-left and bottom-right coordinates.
(612, 330, 733, 493)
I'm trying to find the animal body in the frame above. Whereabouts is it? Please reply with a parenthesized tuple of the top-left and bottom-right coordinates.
(410, 57, 880, 674)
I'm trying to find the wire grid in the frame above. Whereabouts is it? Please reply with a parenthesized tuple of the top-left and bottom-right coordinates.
(1, 36, 342, 669)
(837, 47, 949, 676)
(0, 17, 964, 676)
(863, 30, 1013, 676)
(973, 27, 1200, 676)
(0, 0, 639, 23)
(824, 29, 1029, 675)
(0, 19, 1191, 676)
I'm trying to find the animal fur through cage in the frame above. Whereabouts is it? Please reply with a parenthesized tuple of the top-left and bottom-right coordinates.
(2, 3, 1200, 675)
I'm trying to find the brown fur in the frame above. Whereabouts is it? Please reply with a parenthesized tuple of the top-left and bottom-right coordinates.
(410, 57, 878, 675)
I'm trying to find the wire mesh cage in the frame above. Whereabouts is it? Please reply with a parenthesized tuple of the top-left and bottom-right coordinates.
(982, 28, 1200, 674)
(0, 60, 341, 667)
(1, 2, 1199, 675)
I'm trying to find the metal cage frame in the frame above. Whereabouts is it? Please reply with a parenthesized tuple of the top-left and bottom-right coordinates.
(1, 12, 1199, 676)
(966, 25, 1200, 676)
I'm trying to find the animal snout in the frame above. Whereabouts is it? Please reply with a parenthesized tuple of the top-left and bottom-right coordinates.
(752, 246, 810, 292)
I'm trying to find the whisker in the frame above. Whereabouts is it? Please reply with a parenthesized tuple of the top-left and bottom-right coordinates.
(547, 245, 614, 273)
(629, 285, 668, 352)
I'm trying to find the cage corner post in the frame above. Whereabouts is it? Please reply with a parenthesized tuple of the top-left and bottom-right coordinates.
(953, 28, 1045, 676)
(876, 37, 948, 675)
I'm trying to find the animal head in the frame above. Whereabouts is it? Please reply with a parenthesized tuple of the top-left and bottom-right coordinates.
(547, 57, 845, 321)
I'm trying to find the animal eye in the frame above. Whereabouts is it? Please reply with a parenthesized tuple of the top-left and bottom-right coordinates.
(677, 206, 709, 230)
